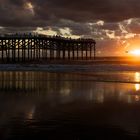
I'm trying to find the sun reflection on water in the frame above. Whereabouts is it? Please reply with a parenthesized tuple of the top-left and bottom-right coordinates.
(135, 84, 140, 91)
(135, 95, 140, 102)
(135, 72, 140, 82)
(134, 72, 140, 101)
(135, 72, 140, 91)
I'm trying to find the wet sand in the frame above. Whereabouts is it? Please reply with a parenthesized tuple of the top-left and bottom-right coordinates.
(0, 72, 140, 140)
(0, 58, 140, 139)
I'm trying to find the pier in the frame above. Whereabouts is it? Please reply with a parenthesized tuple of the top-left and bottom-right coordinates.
(0, 34, 96, 63)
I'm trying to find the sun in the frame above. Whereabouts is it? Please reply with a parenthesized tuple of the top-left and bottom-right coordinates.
(129, 49, 140, 56)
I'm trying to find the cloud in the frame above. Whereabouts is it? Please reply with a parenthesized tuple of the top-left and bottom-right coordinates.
(0, 0, 139, 38)
(1, 0, 140, 56)
(31, 0, 140, 22)
(1, 0, 140, 27)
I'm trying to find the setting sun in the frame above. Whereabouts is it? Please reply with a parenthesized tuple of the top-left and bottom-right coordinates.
(129, 49, 140, 56)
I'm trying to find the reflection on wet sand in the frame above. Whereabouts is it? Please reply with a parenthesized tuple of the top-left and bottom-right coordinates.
(133, 72, 140, 101)
(0, 72, 140, 139)
(0, 71, 140, 103)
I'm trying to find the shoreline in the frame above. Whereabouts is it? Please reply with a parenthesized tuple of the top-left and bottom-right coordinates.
(0, 63, 140, 72)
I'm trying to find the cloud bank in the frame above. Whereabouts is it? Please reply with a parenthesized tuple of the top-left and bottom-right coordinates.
(1, 0, 140, 56)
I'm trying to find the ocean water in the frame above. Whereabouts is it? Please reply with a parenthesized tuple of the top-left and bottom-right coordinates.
(0, 71, 140, 139)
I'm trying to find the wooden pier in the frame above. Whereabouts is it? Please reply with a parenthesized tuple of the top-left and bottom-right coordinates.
(0, 34, 96, 63)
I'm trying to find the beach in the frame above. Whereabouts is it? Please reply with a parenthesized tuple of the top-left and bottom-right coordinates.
(0, 59, 140, 139)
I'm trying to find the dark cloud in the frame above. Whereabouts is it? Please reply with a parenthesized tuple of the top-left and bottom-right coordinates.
(1, 0, 140, 27)
(33, 0, 140, 22)
(1, 0, 140, 56)
(101, 23, 119, 31)
(0, 27, 36, 34)
(126, 19, 140, 34)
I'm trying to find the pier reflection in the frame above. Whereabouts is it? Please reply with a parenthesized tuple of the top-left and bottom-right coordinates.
(0, 71, 140, 104)
(0, 72, 140, 104)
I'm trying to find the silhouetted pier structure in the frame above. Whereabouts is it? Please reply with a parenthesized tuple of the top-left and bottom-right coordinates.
(0, 34, 96, 63)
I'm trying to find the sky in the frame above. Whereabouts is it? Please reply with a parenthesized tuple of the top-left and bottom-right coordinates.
(1, 0, 140, 56)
